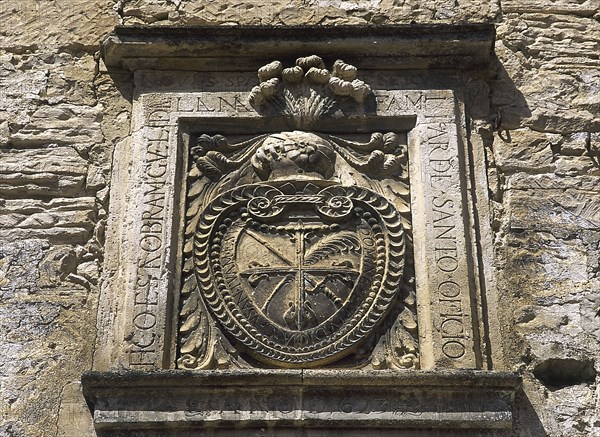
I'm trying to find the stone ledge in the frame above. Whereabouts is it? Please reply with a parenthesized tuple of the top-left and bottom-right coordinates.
(101, 24, 495, 73)
(82, 369, 520, 435)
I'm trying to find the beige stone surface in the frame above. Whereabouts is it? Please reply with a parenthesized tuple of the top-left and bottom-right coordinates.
(494, 13, 600, 133)
(0, 0, 117, 50)
(502, 0, 599, 17)
(0, 1, 598, 437)
(0, 1, 117, 435)
(119, 0, 498, 25)
(0, 198, 96, 244)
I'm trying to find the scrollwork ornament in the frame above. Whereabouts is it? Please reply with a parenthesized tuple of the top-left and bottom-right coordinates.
(247, 187, 286, 220)
(317, 187, 354, 219)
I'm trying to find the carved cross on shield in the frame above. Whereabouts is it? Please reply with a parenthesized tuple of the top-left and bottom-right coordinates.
(239, 220, 361, 331)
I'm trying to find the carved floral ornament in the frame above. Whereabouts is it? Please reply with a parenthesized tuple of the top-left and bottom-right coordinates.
(178, 56, 418, 370)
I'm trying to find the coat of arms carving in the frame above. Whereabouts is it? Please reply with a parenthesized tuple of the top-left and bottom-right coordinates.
(178, 57, 418, 370)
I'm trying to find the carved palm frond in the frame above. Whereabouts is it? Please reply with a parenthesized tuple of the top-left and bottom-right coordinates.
(178, 156, 214, 369)
(304, 232, 361, 266)
(178, 260, 210, 367)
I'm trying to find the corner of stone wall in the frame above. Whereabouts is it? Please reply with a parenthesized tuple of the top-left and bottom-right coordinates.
(487, 4, 600, 433)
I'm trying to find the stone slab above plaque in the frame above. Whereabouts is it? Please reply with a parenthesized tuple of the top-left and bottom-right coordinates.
(102, 24, 496, 73)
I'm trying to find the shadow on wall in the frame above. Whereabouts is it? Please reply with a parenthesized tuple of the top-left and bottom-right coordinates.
(482, 52, 600, 437)
(486, 57, 549, 437)
(101, 65, 134, 108)
(489, 55, 532, 136)
(513, 387, 548, 437)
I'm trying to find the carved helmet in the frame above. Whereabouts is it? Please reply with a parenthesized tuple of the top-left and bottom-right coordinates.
(251, 131, 336, 181)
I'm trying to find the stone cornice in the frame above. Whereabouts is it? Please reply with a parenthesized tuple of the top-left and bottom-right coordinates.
(101, 24, 495, 72)
(83, 369, 520, 434)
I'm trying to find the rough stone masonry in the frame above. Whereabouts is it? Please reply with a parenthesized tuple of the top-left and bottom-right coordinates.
(0, 1, 599, 437)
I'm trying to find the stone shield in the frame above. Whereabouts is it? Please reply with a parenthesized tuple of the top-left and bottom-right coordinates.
(194, 183, 405, 367)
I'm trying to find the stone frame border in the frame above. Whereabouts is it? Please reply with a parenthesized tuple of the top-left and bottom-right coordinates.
(94, 25, 503, 373)
(95, 90, 499, 372)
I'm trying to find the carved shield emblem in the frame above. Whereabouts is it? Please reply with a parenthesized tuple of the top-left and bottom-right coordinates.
(194, 183, 405, 367)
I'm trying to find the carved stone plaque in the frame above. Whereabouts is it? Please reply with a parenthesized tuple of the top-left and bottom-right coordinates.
(87, 24, 516, 437)
(95, 27, 505, 375)
(191, 143, 406, 366)
(178, 58, 418, 369)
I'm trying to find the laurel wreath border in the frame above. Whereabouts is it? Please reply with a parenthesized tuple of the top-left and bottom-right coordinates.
(189, 183, 406, 367)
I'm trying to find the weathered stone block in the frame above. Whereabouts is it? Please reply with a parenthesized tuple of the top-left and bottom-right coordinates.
(0, 239, 47, 298)
(493, 129, 556, 173)
(0, 62, 48, 110)
(56, 382, 96, 437)
(502, 0, 599, 16)
(0, 0, 117, 50)
(496, 14, 600, 132)
(508, 189, 600, 231)
(1, 298, 97, 437)
(119, 0, 498, 26)
(507, 172, 600, 190)
(0, 147, 88, 198)
(44, 53, 98, 106)
(9, 105, 103, 146)
(503, 232, 589, 298)
(0, 147, 87, 178)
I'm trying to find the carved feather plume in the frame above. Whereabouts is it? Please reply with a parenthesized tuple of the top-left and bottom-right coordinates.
(249, 57, 371, 129)
(304, 232, 361, 265)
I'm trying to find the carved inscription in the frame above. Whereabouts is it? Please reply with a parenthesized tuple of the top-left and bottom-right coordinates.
(183, 392, 429, 419)
(431, 191, 466, 359)
(144, 93, 256, 123)
(186, 394, 299, 419)
(306, 392, 426, 418)
(425, 116, 471, 363)
(173, 94, 253, 114)
(375, 92, 425, 112)
(130, 123, 171, 366)
(437, 280, 467, 359)
(172, 388, 510, 423)
(375, 90, 454, 116)
(137, 71, 258, 92)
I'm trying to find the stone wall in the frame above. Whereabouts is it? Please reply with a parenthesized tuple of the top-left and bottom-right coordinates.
(1, 1, 598, 436)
